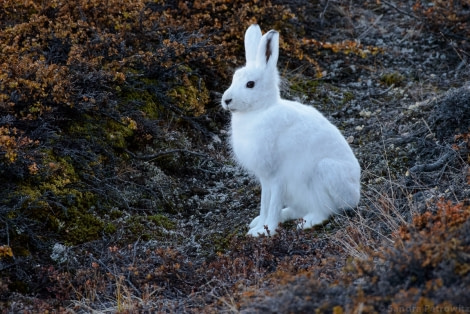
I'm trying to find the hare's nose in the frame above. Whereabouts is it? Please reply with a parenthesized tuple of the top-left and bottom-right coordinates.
(224, 99, 232, 105)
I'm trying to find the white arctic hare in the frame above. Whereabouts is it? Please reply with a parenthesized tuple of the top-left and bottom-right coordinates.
(221, 24, 361, 236)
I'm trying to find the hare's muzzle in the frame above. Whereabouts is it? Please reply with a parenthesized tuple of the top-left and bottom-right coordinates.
(222, 98, 232, 111)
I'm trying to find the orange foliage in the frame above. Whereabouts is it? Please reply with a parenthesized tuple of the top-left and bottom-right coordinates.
(391, 201, 469, 273)
(2, 0, 349, 180)
(0, 245, 13, 258)
(0, 126, 38, 164)
(302, 38, 383, 58)
(400, 200, 470, 240)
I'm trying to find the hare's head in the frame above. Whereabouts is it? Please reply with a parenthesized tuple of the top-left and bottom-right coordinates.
(222, 24, 281, 113)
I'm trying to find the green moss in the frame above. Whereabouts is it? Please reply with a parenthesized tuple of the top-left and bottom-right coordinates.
(211, 230, 239, 254)
(125, 216, 153, 241)
(18, 156, 77, 203)
(148, 214, 175, 229)
(380, 72, 404, 86)
(67, 114, 97, 141)
(64, 208, 104, 244)
(122, 68, 209, 122)
(167, 66, 209, 116)
(104, 223, 117, 235)
(140, 99, 161, 120)
(342, 91, 355, 104)
(12, 153, 106, 245)
(289, 78, 320, 100)
(68, 108, 138, 150)
(125, 214, 176, 242)
(124, 88, 162, 120)
(105, 118, 136, 149)
(120, 78, 164, 120)
(110, 208, 123, 219)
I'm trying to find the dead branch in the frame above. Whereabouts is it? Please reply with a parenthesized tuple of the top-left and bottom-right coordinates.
(125, 149, 207, 161)
(381, 0, 419, 20)
(409, 150, 455, 173)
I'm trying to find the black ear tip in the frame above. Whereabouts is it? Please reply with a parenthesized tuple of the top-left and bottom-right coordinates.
(265, 30, 279, 38)
(264, 31, 278, 63)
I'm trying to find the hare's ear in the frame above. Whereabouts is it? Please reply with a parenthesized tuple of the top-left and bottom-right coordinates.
(256, 30, 279, 70)
(244, 24, 262, 65)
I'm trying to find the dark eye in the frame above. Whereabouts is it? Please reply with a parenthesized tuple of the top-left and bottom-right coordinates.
(246, 81, 255, 88)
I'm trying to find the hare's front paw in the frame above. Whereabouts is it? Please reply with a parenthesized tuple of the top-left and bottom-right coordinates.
(247, 224, 277, 237)
(249, 215, 261, 229)
(247, 226, 268, 237)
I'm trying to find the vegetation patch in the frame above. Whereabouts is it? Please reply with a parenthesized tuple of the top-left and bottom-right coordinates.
(1, 0, 469, 312)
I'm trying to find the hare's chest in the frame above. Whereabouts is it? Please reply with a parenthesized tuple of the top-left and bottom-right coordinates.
(230, 114, 277, 176)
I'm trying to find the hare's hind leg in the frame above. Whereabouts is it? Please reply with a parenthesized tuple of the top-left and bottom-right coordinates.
(300, 158, 359, 230)
(302, 211, 330, 229)
(317, 158, 360, 209)
(280, 207, 299, 222)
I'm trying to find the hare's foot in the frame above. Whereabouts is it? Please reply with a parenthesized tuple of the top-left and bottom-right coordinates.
(280, 207, 299, 222)
(302, 213, 329, 229)
(249, 215, 261, 229)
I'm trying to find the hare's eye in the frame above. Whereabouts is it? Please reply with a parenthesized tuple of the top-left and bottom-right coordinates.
(246, 81, 255, 88)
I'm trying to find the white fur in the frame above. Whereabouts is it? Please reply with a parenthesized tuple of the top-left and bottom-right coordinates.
(221, 24, 361, 236)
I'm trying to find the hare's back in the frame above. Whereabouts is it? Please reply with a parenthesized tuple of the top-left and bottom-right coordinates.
(277, 100, 355, 159)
